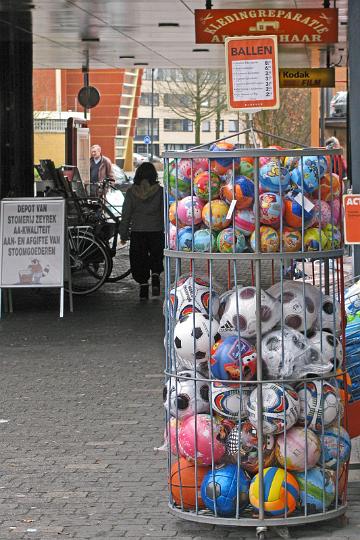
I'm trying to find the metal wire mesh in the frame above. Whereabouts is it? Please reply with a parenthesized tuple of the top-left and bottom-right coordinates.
(163, 145, 349, 533)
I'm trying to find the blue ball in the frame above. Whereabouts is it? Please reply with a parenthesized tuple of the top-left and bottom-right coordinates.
(194, 228, 217, 252)
(201, 464, 250, 517)
(320, 426, 351, 469)
(210, 336, 256, 382)
(291, 156, 323, 193)
(177, 227, 193, 252)
(295, 467, 335, 512)
(259, 161, 291, 193)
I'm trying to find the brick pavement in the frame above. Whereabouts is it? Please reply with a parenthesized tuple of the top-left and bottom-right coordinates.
(0, 280, 359, 539)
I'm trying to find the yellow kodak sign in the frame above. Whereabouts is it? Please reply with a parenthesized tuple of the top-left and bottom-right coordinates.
(279, 67, 335, 88)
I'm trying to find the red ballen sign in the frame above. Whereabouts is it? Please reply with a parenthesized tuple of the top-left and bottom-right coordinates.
(195, 8, 338, 44)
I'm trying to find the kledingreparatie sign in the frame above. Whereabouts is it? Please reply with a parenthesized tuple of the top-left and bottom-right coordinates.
(195, 8, 338, 44)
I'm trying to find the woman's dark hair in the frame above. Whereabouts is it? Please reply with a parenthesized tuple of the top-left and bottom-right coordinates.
(133, 161, 158, 185)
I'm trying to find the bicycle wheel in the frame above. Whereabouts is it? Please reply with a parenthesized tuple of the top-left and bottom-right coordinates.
(106, 236, 131, 282)
(65, 230, 111, 295)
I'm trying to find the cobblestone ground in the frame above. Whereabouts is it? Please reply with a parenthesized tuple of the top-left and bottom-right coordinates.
(0, 279, 359, 540)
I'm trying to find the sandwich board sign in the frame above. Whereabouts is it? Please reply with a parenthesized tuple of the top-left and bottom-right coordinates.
(0, 197, 66, 317)
(225, 35, 280, 112)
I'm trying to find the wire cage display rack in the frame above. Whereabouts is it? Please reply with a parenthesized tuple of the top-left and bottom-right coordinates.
(162, 142, 349, 539)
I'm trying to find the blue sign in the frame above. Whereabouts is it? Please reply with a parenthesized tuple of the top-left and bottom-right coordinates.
(143, 135, 151, 145)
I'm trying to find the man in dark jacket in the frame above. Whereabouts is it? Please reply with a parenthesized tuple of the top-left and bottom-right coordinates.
(89, 144, 114, 196)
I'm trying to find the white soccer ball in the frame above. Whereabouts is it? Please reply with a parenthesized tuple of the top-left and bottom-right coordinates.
(168, 275, 220, 321)
(315, 294, 342, 336)
(211, 382, 250, 420)
(307, 329, 343, 370)
(174, 313, 220, 365)
(296, 380, 340, 432)
(247, 383, 300, 435)
(261, 328, 332, 379)
(219, 286, 280, 339)
(267, 281, 318, 332)
(163, 370, 210, 420)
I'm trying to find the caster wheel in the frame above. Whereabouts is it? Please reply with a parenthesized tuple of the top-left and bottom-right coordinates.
(256, 527, 267, 540)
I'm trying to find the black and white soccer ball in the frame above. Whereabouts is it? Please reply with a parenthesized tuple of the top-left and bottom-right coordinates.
(315, 294, 342, 336)
(168, 275, 220, 321)
(211, 382, 250, 420)
(307, 329, 343, 370)
(267, 281, 319, 332)
(174, 313, 220, 366)
(261, 328, 332, 379)
(219, 286, 280, 339)
(163, 370, 210, 420)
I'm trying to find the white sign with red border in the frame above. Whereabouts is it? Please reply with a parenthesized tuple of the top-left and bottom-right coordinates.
(225, 35, 280, 112)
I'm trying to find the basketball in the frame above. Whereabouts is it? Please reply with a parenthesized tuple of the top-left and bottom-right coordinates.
(169, 457, 209, 509)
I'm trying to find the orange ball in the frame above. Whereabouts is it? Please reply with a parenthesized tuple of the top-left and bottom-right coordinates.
(282, 227, 302, 252)
(169, 202, 185, 228)
(169, 457, 210, 509)
(314, 173, 341, 202)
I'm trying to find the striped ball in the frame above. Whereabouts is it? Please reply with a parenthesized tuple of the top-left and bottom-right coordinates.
(249, 466, 299, 516)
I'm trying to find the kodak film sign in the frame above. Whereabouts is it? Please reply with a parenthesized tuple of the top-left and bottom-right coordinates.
(195, 8, 338, 44)
(279, 68, 335, 88)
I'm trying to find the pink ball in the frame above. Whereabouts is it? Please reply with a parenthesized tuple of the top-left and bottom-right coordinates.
(165, 417, 183, 455)
(331, 198, 341, 225)
(260, 156, 272, 167)
(177, 196, 204, 225)
(234, 208, 255, 236)
(169, 223, 177, 250)
(193, 158, 209, 177)
(312, 200, 332, 228)
(178, 158, 193, 180)
(178, 414, 225, 465)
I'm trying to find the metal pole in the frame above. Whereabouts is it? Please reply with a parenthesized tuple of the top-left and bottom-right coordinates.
(349, 0, 360, 276)
(150, 68, 154, 160)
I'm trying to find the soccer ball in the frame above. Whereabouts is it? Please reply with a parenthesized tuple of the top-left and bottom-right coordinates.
(220, 175, 254, 209)
(250, 467, 299, 516)
(259, 161, 291, 192)
(320, 426, 351, 469)
(174, 312, 220, 364)
(266, 281, 318, 332)
(178, 413, 225, 465)
(296, 380, 340, 432)
(211, 382, 251, 420)
(261, 328, 332, 379)
(307, 329, 343, 370)
(169, 457, 210, 509)
(304, 227, 328, 251)
(225, 421, 275, 474)
(194, 228, 217, 252)
(210, 336, 257, 382)
(275, 426, 321, 471)
(218, 286, 280, 339)
(295, 467, 335, 512)
(202, 199, 231, 231)
(247, 383, 300, 435)
(169, 275, 220, 321)
(315, 293, 342, 335)
(217, 227, 246, 253)
(259, 192, 284, 227)
(177, 196, 204, 226)
(234, 207, 256, 236)
(250, 226, 280, 253)
(193, 171, 221, 200)
(284, 193, 314, 229)
(163, 370, 210, 420)
(201, 464, 250, 517)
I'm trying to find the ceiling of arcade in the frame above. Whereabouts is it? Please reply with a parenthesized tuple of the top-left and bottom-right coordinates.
(1, 0, 348, 70)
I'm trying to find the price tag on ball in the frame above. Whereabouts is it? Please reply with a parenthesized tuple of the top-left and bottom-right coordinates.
(226, 200, 237, 220)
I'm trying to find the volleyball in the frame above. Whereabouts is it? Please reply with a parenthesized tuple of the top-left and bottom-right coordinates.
(249, 467, 299, 516)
